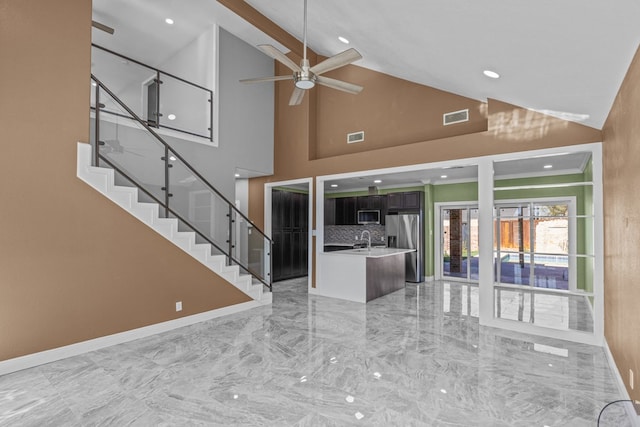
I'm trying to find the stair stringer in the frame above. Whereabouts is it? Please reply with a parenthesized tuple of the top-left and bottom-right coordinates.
(75, 142, 272, 305)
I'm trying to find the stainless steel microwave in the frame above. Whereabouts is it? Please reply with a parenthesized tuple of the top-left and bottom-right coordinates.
(357, 210, 380, 224)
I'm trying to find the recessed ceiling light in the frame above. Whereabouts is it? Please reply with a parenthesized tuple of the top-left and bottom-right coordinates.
(91, 82, 97, 87)
(543, 164, 553, 169)
(338, 36, 350, 44)
(483, 70, 500, 79)
(373, 179, 382, 184)
(167, 114, 176, 121)
(330, 184, 338, 188)
(440, 389, 447, 394)
(165, 18, 174, 25)
(169, 155, 176, 161)
(234, 173, 240, 178)
(440, 175, 448, 179)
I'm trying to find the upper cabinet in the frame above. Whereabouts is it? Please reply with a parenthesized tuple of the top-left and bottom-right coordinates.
(325, 191, 423, 225)
(335, 197, 357, 225)
(387, 191, 423, 211)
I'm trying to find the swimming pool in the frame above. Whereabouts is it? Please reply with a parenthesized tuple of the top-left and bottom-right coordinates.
(500, 253, 569, 267)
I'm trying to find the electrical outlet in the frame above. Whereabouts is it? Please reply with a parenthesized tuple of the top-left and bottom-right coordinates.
(630, 369, 635, 390)
(175, 301, 182, 312)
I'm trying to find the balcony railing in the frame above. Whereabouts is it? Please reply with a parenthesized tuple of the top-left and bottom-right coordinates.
(91, 44, 214, 142)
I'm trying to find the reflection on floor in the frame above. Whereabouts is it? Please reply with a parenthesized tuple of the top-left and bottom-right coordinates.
(0, 279, 630, 426)
(495, 286, 594, 333)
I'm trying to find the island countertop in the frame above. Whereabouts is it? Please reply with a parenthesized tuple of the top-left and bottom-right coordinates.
(323, 247, 415, 258)
(315, 248, 414, 303)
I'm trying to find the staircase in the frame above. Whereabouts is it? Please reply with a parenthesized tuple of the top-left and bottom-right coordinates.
(76, 142, 272, 304)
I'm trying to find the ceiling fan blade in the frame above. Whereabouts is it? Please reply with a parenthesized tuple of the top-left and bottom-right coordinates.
(316, 76, 363, 95)
(240, 75, 293, 84)
(310, 48, 362, 76)
(92, 20, 115, 35)
(289, 87, 306, 106)
(258, 45, 302, 73)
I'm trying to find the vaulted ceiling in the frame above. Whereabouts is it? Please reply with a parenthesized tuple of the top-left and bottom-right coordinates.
(94, 0, 640, 130)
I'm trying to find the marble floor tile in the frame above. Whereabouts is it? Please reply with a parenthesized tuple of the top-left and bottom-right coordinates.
(0, 278, 634, 426)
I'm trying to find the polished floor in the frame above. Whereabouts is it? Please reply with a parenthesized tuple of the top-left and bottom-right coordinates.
(0, 278, 632, 426)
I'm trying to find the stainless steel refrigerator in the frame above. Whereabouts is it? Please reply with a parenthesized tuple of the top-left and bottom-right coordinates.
(385, 214, 424, 282)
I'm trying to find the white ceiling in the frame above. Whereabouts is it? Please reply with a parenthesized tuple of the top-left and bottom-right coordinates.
(245, 0, 640, 129)
(94, 0, 640, 130)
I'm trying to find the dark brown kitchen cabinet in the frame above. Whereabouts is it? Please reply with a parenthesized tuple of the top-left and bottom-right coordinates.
(272, 190, 308, 281)
(387, 191, 423, 212)
(335, 197, 357, 225)
(324, 198, 336, 225)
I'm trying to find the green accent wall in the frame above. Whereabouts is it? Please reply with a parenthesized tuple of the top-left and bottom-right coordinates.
(274, 186, 309, 194)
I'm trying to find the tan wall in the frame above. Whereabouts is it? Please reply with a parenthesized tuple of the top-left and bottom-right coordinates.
(313, 65, 488, 159)
(249, 55, 602, 228)
(0, 0, 249, 362)
(602, 44, 640, 401)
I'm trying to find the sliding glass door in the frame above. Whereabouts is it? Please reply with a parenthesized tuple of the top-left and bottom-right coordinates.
(494, 199, 574, 291)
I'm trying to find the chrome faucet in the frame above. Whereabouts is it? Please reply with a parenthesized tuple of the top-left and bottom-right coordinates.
(360, 230, 371, 252)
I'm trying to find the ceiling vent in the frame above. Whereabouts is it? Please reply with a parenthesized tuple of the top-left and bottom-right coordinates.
(443, 109, 469, 126)
(347, 131, 365, 144)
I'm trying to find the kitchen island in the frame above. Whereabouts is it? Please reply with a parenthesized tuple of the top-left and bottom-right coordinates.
(315, 248, 415, 303)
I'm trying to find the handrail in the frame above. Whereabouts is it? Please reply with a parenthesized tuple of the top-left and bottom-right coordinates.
(91, 74, 272, 290)
(92, 44, 214, 142)
(93, 44, 211, 92)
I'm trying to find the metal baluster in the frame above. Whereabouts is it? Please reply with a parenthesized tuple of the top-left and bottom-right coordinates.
(208, 94, 213, 142)
(162, 146, 170, 217)
(155, 71, 162, 128)
(227, 206, 234, 266)
(94, 82, 100, 166)
(269, 240, 273, 290)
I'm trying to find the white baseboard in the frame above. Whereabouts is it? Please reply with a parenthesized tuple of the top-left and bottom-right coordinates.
(603, 339, 640, 425)
(0, 300, 262, 377)
(604, 339, 631, 400)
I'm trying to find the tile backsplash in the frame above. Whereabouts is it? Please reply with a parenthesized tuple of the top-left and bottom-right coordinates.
(325, 225, 385, 245)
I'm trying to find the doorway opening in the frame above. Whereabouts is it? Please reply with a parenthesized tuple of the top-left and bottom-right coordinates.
(438, 205, 479, 282)
(271, 188, 309, 282)
(264, 178, 314, 292)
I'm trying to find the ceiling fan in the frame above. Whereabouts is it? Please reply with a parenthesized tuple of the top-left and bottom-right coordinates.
(240, 0, 363, 106)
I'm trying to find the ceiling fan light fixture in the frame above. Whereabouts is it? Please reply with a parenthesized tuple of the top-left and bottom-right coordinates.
(294, 74, 316, 89)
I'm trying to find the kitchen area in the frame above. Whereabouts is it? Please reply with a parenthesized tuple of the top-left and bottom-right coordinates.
(317, 189, 426, 303)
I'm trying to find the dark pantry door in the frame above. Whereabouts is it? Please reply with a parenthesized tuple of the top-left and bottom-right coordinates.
(272, 190, 309, 281)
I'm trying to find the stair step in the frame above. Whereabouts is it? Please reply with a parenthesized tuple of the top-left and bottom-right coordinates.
(190, 243, 211, 263)
(76, 142, 270, 304)
(152, 217, 178, 238)
(235, 274, 252, 291)
(131, 202, 158, 224)
(109, 186, 138, 209)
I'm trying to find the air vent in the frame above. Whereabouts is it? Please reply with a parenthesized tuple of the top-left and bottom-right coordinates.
(443, 109, 469, 126)
(347, 131, 365, 144)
